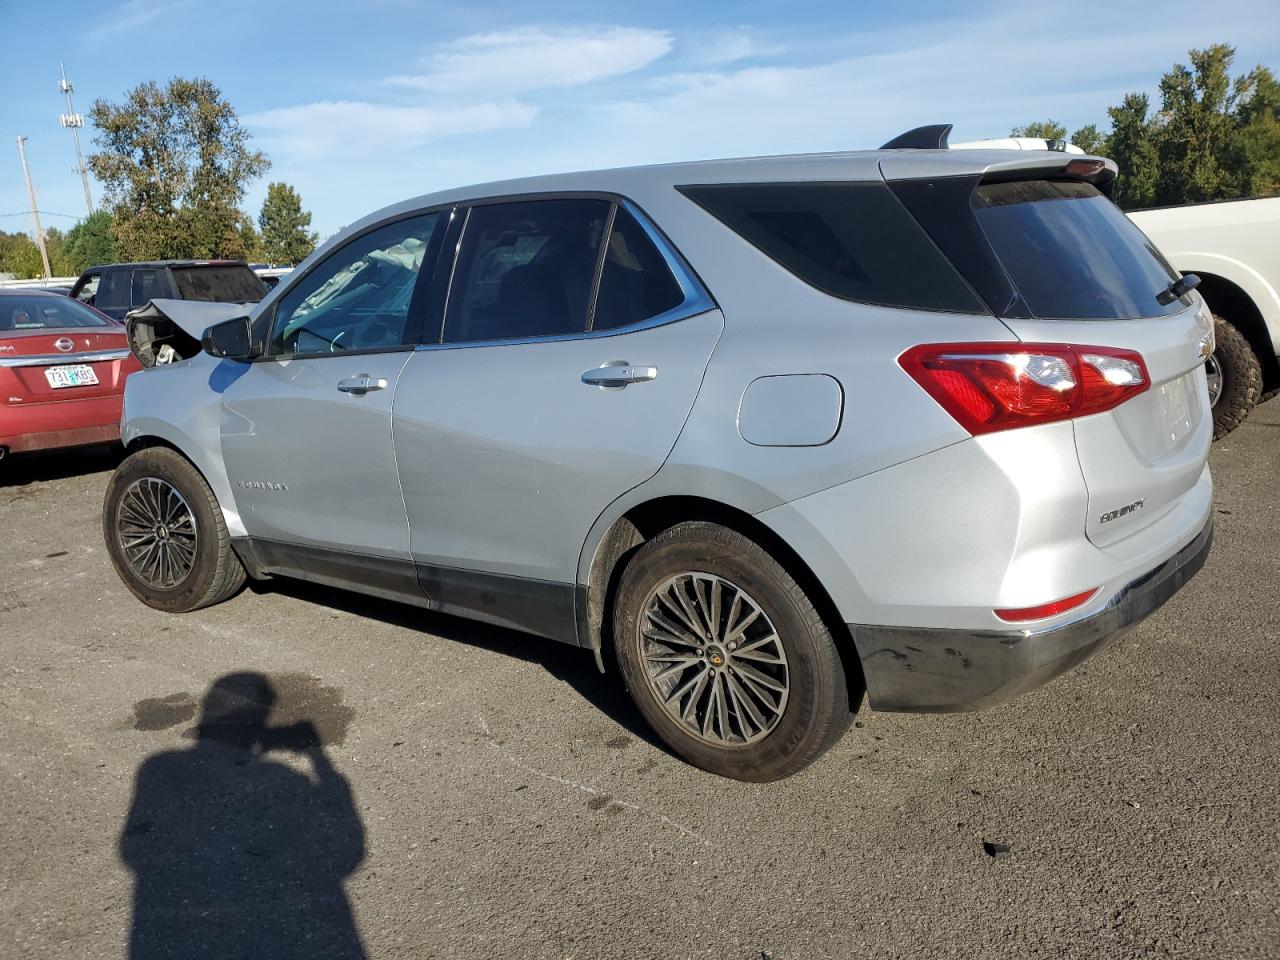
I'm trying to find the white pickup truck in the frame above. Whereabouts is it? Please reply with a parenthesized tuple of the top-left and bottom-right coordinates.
(956, 137, 1278, 438)
(1129, 197, 1280, 437)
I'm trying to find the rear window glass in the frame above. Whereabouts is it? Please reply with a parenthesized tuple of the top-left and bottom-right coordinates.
(678, 182, 983, 313)
(171, 266, 268, 303)
(0, 295, 112, 330)
(972, 180, 1185, 320)
(591, 207, 685, 331)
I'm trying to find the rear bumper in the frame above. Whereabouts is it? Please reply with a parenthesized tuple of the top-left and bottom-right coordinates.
(0, 395, 124, 453)
(853, 517, 1214, 712)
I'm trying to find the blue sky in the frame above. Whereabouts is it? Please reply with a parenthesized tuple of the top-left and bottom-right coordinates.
(1, 0, 1277, 240)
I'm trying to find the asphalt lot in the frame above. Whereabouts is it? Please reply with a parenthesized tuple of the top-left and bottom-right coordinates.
(2, 399, 1277, 960)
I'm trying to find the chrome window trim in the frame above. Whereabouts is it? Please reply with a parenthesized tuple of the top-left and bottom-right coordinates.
(0, 348, 131, 368)
(420, 197, 716, 352)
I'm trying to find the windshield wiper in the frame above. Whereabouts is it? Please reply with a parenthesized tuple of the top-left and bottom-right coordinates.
(1156, 273, 1199, 306)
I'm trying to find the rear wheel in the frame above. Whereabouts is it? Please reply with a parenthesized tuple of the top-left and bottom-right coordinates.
(1208, 316, 1262, 439)
(103, 447, 246, 612)
(612, 521, 851, 781)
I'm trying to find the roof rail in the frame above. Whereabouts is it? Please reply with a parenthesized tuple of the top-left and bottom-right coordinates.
(880, 124, 953, 150)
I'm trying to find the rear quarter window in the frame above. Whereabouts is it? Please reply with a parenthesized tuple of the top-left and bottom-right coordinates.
(171, 266, 268, 303)
(677, 182, 984, 313)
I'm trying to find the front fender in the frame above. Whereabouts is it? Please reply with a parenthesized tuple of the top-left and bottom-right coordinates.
(121, 357, 243, 537)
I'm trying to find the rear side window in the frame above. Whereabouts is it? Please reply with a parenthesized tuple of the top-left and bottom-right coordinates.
(171, 266, 268, 303)
(131, 269, 165, 306)
(444, 199, 610, 343)
(678, 182, 983, 313)
(591, 207, 685, 331)
(971, 180, 1185, 320)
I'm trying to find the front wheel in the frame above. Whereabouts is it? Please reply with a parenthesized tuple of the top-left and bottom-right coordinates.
(103, 446, 246, 612)
(612, 521, 852, 781)
(1208, 316, 1262, 439)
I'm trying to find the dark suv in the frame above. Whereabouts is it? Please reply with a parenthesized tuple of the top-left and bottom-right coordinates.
(70, 260, 268, 321)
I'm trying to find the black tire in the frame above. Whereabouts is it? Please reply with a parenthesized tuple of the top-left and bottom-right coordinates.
(612, 521, 852, 781)
(1209, 316, 1262, 439)
(103, 446, 246, 612)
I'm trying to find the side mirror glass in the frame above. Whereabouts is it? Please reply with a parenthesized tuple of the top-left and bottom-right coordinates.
(201, 316, 257, 360)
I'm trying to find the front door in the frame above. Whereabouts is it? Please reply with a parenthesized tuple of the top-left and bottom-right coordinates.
(393, 199, 721, 636)
(219, 211, 446, 570)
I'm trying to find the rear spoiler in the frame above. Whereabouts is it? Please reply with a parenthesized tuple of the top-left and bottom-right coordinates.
(125, 298, 254, 367)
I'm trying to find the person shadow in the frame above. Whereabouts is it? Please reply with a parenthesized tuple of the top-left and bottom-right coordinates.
(120, 672, 366, 960)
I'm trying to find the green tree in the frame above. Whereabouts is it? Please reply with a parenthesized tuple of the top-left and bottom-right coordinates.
(88, 77, 269, 261)
(0, 230, 45, 279)
(1155, 44, 1245, 203)
(1070, 123, 1109, 155)
(258, 182, 318, 265)
(61, 211, 118, 273)
(1229, 64, 1280, 197)
(1107, 93, 1162, 209)
(1010, 120, 1069, 140)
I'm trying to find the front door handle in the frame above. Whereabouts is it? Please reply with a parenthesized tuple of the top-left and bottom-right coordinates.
(337, 375, 389, 394)
(581, 363, 659, 388)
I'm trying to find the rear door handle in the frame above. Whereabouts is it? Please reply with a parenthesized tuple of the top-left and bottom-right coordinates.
(581, 363, 659, 388)
(337, 375, 389, 394)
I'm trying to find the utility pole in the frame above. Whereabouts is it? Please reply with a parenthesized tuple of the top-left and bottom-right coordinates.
(58, 61, 94, 216)
(16, 136, 53, 280)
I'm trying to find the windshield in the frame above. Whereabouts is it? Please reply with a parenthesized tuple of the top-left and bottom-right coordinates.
(972, 180, 1186, 320)
(0, 295, 113, 332)
(171, 266, 268, 303)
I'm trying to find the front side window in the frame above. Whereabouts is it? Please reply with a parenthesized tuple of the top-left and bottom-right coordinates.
(75, 274, 100, 304)
(443, 199, 610, 344)
(591, 207, 685, 332)
(269, 214, 441, 357)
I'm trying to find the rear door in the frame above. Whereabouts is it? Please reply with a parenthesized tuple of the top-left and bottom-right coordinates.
(900, 174, 1212, 547)
(394, 198, 722, 594)
(218, 211, 445, 565)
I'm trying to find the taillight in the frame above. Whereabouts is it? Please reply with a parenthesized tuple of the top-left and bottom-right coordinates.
(898, 342, 1149, 435)
(994, 588, 1099, 623)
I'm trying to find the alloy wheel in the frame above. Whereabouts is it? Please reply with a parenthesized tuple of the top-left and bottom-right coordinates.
(637, 572, 789, 745)
(117, 477, 199, 589)
(1204, 352, 1223, 409)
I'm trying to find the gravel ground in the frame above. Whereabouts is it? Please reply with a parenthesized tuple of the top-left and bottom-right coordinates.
(1, 398, 1277, 960)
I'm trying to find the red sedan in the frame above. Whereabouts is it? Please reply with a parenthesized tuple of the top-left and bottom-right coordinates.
(0, 290, 142, 460)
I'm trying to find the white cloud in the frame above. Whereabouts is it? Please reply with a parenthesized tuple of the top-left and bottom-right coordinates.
(384, 26, 674, 95)
(246, 99, 538, 160)
(683, 27, 786, 67)
(93, 0, 193, 38)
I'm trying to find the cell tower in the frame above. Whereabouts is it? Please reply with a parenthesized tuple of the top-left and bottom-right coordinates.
(57, 61, 94, 216)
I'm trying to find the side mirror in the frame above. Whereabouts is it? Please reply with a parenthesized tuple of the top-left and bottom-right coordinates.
(201, 316, 258, 360)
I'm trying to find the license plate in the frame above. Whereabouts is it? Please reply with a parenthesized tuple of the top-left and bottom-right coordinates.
(44, 364, 99, 389)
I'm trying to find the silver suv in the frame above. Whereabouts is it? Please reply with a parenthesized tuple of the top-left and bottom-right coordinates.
(105, 126, 1215, 780)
